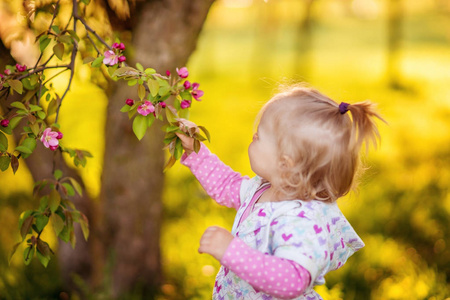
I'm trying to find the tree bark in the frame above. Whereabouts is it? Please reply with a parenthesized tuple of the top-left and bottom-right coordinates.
(99, 0, 214, 297)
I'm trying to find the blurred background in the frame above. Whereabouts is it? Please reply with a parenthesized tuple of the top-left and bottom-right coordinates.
(1, 0, 450, 299)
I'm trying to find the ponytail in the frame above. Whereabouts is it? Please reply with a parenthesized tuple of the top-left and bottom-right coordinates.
(346, 101, 386, 152)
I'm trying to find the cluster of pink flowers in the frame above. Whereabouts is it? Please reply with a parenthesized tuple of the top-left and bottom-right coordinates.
(16, 64, 27, 72)
(103, 42, 126, 66)
(40, 128, 63, 151)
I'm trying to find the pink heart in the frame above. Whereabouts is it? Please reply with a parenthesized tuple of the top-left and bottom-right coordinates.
(314, 225, 322, 234)
(298, 211, 306, 218)
(282, 233, 292, 241)
(258, 209, 266, 217)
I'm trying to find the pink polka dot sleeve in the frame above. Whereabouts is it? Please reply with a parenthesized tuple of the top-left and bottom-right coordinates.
(180, 143, 247, 210)
(221, 238, 311, 299)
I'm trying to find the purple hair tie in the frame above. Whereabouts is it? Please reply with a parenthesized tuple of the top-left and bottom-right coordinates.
(339, 102, 350, 114)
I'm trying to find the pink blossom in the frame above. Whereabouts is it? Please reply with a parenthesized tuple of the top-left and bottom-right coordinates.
(176, 67, 189, 78)
(183, 80, 191, 90)
(56, 132, 63, 140)
(4, 69, 11, 75)
(137, 101, 155, 116)
(49, 145, 58, 151)
(180, 100, 191, 109)
(112, 42, 120, 49)
(118, 56, 126, 62)
(118, 43, 125, 50)
(191, 82, 204, 101)
(40, 128, 59, 149)
(166, 70, 171, 77)
(126, 98, 134, 106)
(16, 64, 27, 72)
(103, 50, 119, 66)
(159, 101, 166, 108)
(1, 119, 9, 127)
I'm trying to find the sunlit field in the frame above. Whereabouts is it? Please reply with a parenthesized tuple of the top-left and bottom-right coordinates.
(1, 0, 450, 299)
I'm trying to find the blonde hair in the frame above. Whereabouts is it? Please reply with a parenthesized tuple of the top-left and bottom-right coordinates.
(259, 86, 385, 202)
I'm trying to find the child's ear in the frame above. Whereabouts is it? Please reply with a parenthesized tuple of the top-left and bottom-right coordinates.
(280, 155, 294, 168)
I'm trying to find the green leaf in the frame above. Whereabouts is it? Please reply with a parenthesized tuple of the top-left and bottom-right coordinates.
(9, 241, 22, 264)
(70, 229, 76, 248)
(136, 63, 144, 71)
(81, 0, 91, 5)
(9, 116, 22, 129)
(47, 98, 58, 116)
(10, 101, 27, 110)
(36, 249, 49, 268)
(36, 239, 52, 258)
(127, 79, 137, 86)
(58, 226, 70, 242)
(35, 215, 49, 232)
(174, 138, 183, 160)
(8, 80, 23, 94)
(165, 105, 179, 123)
(83, 56, 95, 64)
(29, 104, 42, 112)
(0, 156, 10, 171)
(54, 169, 63, 180)
(15, 145, 32, 154)
(39, 35, 51, 52)
(23, 246, 35, 266)
(48, 190, 60, 213)
(68, 178, 82, 196)
(53, 43, 64, 60)
(158, 85, 171, 96)
(38, 196, 49, 212)
(147, 114, 155, 127)
(80, 213, 89, 241)
(57, 34, 72, 45)
(67, 30, 80, 42)
(132, 115, 147, 141)
(20, 216, 34, 240)
(112, 67, 140, 78)
(91, 56, 104, 68)
(0, 125, 12, 135)
(0, 131, 8, 151)
(51, 25, 60, 34)
(138, 84, 146, 100)
(120, 104, 131, 112)
(51, 213, 65, 237)
(62, 183, 75, 196)
(148, 79, 159, 97)
(20, 138, 37, 159)
(36, 111, 46, 120)
(145, 68, 156, 75)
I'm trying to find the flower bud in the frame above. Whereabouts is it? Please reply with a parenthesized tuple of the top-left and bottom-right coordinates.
(118, 43, 125, 50)
(180, 100, 191, 109)
(50, 145, 58, 151)
(118, 56, 126, 62)
(112, 42, 120, 49)
(0, 119, 9, 127)
(56, 132, 63, 139)
(126, 98, 134, 106)
(183, 80, 191, 90)
(166, 70, 171, 77)
(159, 101, 166, 108)
(4, 69, 11, 75)
(176, 67, 189, 79)
(16, 64, 27, 72)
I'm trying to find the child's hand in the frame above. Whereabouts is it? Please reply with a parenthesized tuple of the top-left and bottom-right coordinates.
(175, 131, 195, 156)
(198, 226, 234, 262)
(175, 118, 199, 156)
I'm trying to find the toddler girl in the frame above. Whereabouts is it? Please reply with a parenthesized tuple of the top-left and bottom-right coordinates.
(177, 86, 384, 299)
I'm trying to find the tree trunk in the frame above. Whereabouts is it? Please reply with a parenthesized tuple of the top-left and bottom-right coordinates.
(99, 0, 214, 297)
(387, 0, 403, 89)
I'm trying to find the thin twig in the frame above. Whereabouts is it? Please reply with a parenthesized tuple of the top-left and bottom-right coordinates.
(55, 0, 78, 123)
